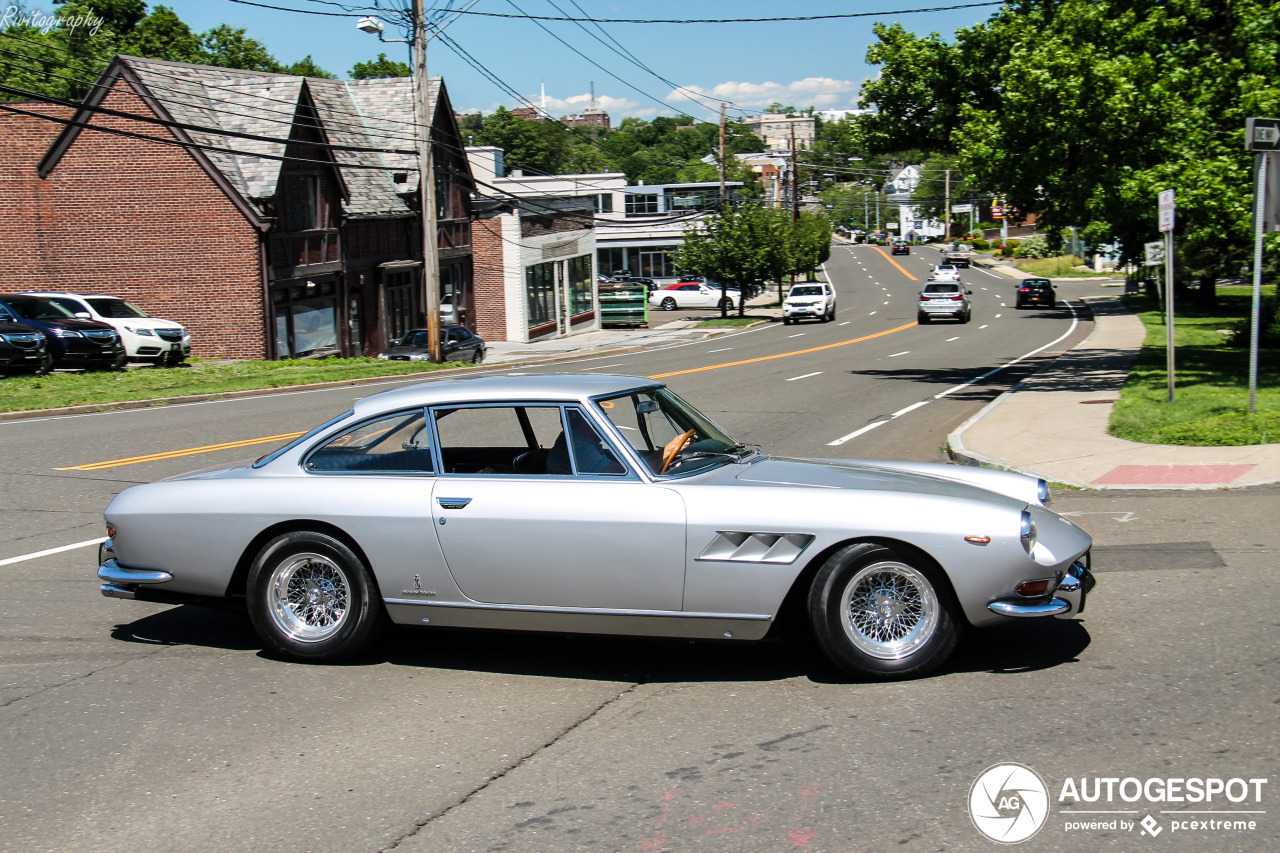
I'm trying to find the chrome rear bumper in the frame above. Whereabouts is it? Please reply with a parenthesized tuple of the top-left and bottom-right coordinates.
(987, 558, 1095, 619)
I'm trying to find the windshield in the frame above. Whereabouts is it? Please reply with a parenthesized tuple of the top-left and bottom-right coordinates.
(396, 331, 434, 347)
(789, 286, 823, 297)
(86, 297, 149, 319)
(595, 386, 747, 476)
(1, 296, 75, 320)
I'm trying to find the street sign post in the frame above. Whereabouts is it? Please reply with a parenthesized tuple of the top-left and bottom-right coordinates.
(1158, 189, 1176, 402)
(1246, 118, 1279, 413)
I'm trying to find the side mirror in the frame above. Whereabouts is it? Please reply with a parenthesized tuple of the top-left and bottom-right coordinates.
(967, 289, 973, 295)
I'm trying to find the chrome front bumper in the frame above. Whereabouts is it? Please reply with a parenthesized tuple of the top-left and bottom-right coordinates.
(98, 541, 172, 600)
(987, 557, 1095, 619)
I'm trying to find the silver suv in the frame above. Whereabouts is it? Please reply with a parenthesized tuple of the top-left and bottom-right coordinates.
(917, 280, 972, 324)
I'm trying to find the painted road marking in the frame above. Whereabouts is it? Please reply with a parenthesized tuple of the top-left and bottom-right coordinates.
(946, 336, 960, 341)
(889, 351, 909, 357)
(870, 246, 918, 280)
(580, 363, 623, 370)
(58, 431, 307, 471)
(707, 347, 732, 353)
(789, 333, 805, 338)
(979, 324, 989, 329)
(787, 372, 823, 382)
(1, 537, 106, 567)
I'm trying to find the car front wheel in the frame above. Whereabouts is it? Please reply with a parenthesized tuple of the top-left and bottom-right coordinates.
(247, 530, 385, 662)
(661, 297, 678, 311)
(808, 542, 960, 680)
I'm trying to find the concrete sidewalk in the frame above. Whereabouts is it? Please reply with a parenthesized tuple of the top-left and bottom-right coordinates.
(948, 296, 1280, 489)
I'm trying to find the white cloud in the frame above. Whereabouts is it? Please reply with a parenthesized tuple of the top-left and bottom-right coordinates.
(666, 77, 863, 110)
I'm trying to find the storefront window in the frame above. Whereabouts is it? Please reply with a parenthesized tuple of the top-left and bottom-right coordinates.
(527, 262, 556, 327)
(272, 279, 338, 358)
(568, 255, 593, 316)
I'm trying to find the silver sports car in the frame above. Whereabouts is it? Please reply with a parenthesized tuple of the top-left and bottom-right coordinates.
(97, 375, 1094, 680)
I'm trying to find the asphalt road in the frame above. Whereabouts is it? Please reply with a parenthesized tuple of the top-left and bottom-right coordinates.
(1, 246, 1276, 852)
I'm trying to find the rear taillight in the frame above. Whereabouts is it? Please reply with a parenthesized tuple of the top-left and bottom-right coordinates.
(951, 295, 963, 301)
(919, 294, 929, 301)
(1019, 287, 1030, 292)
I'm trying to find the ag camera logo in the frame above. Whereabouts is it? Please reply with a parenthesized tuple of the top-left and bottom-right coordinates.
(969, 763, 1050, 844)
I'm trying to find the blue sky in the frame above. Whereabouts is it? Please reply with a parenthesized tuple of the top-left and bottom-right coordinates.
(135, 1, 996, 121)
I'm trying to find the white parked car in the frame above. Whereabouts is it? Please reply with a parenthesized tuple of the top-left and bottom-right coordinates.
(649, 282, 741, 311)
(782, 282, 837, 325)
(24, 291, 190, 365)
(930, 264, 962, 282)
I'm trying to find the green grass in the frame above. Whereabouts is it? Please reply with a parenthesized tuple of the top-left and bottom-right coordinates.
(695, 317, 762, 328)
(0, 357, 476, 414)
(1110, 287, 1280, 445)
(1016, 255, 1116, 278)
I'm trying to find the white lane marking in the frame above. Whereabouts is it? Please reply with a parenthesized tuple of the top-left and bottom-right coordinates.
(973, 266, 1004, 278)
(789, 333, 805, 338)
(868, 311, 877, 315)
(1, 537, 106, 568)
(994, 314, 1003, 319)
(579, 363, 623, 371)
(981, 287, 990, 291)
(1000, 303, 1007, 307)
(946, 336, 960, 341)
(707, 347, 732, 353)
(829, 300, 1082, 446)
(839, 321, 851, 326)
(787, 372, 823, 382)
(889, 351, 910, 357)
(979, 324, 989, 329)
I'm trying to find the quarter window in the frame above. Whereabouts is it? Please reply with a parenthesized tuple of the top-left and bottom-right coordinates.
(305, 410, 432, 473)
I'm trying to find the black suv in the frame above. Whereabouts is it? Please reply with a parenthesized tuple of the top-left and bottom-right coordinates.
(0, 319, 53, 376)
(1015, 278, 1056, 309)
(0, 294, 125, 370)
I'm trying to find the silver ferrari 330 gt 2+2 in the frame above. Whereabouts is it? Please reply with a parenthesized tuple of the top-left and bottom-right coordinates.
(98, 375, 1095, 680)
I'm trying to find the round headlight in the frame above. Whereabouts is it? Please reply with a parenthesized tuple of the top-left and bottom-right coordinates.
(1020, 510, 1037, 553)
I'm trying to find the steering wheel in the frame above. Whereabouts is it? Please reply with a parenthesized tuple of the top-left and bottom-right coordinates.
(659, 429, 697, 474)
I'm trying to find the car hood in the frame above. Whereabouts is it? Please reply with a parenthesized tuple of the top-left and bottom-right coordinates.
(729, 456, 1031, 508)
(383, 345, 430, 357)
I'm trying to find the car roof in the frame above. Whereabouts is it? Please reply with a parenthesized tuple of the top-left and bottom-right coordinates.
(352, 374, 663, 417)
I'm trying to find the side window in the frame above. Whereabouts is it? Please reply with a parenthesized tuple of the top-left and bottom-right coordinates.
(434, 405, 562, 475)
(562, 409, 626, 476)
(305, 410, 432, 474)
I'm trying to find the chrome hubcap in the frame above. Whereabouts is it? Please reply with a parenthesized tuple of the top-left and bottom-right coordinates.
(840, 562, 938, 660)
(268, 553, 350, 642)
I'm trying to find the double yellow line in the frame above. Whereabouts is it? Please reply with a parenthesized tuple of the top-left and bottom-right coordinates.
(63, 317, 920, 471)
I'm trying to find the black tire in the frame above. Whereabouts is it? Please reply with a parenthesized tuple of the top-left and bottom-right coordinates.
(718, 297, 733, 310)
(917, 314, 929, 324)
(808, 542, 961, 680)
(247, 530, 386, 662)
(661, 297, 677, 311)
(471, 347, 484, 364)
(782, 317, 792, 325)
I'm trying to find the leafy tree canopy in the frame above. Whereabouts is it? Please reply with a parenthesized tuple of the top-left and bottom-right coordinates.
(350, 52, 410, 80)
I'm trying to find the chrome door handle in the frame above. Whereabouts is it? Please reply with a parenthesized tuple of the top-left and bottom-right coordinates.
(436, 497, 472, 509)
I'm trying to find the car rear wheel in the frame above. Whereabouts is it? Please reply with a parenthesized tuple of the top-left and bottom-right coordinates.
(471, 347, 484, 364)
(917, 313, 929, 324)
(808, 542, 960, 680)
(247, 531, 385, 662)
(661, 297, 677, 311)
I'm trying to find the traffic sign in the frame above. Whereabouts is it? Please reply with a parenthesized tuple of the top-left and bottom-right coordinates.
(1246, 117, 1280, 152)
(1158, 189, 1175, 232)
(1144, 241, 1165, 265)
(951, 203, 973, 213)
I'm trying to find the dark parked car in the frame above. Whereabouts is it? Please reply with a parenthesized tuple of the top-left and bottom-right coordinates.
(1015, 278, 1056, 309)
(0, 294, 125, 370)
(0, 319, 53, 376)
(380, 326, 485, 364)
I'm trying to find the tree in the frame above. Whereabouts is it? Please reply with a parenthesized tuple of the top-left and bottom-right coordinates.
(675, 203, 804, 317)
(118, 5, 204, 64)
(199, 24, 280, 72)
(350, 52, 410, 79)
(281, 55, 334, 78)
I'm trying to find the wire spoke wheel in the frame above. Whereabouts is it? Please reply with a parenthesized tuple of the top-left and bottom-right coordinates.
(839, 562, 939, 660)
(267, 552, 351, 643)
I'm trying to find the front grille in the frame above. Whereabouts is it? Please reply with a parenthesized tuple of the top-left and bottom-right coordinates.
(3, 333, 41, 349)
(82, 330, 118, 345)
(155, 328, 183, 342)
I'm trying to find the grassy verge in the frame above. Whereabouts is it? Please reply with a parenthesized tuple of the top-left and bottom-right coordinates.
(0, 358, 474, 414)
(1015, 255, 1117, 278)
(1111, 287, 1279, 445)
(696, 317, 762, 328)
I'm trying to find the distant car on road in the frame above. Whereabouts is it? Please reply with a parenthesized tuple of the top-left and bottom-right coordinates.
(24, 291, 190, 366)
(930, 264, 962, 282)
(917, 280, 972, 324)
(0, 319, 53, 376)
(379, 325, 485, 364)
(650, 282, 740, 311)
(891, 240, 910, 255)
(0, 293, 125, 371)
(782, 282, 837, 325)
(1015, 278, 1056, 309)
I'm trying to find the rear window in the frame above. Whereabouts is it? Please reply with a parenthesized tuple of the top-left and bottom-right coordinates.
(923, 283, 960, 294)
(1023, 279, 1051, 287)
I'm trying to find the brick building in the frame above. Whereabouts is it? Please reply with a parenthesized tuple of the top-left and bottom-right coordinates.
(0, 55, 474, 359)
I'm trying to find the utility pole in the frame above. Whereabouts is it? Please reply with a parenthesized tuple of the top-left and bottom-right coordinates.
(718, 102, 726, 208)
(944, 169, 951, 242)
(790, 123, 799, 223)
(412, 0, 442, 362)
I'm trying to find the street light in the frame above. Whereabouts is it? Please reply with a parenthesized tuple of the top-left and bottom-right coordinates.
(355, 16, 384, 35)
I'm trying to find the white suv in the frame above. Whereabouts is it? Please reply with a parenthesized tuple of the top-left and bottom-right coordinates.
(24, 292, 190, 365)
(782, 282, 836, 325)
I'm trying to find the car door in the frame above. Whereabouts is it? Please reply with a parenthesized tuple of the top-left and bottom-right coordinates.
(429, 404, 687, 611)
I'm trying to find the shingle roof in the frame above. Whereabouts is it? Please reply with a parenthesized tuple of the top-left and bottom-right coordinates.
(120, 56, 436, 217)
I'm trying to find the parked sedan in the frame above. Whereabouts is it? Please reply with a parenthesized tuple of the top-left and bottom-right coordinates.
(0, 293, 125, 370)
(649, 282, 741, 311)
(1015, 278, 1056, 309)
(379, 325, 485, 364)
(24, 291, 190, 366)
(0, 320, 53, 376)
(97, 375, 1094, 681)
(917, 280, 973, 324)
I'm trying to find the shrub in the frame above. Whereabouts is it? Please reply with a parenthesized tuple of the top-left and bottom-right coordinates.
(1227, 297, 1280, 348)
(1013, 233, 1055, 259)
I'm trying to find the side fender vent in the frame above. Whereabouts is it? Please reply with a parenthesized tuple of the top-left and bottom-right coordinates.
(697, 531, 814, 564)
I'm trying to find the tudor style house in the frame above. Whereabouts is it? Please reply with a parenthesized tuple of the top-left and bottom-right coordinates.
(0, 55, 473, 359)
